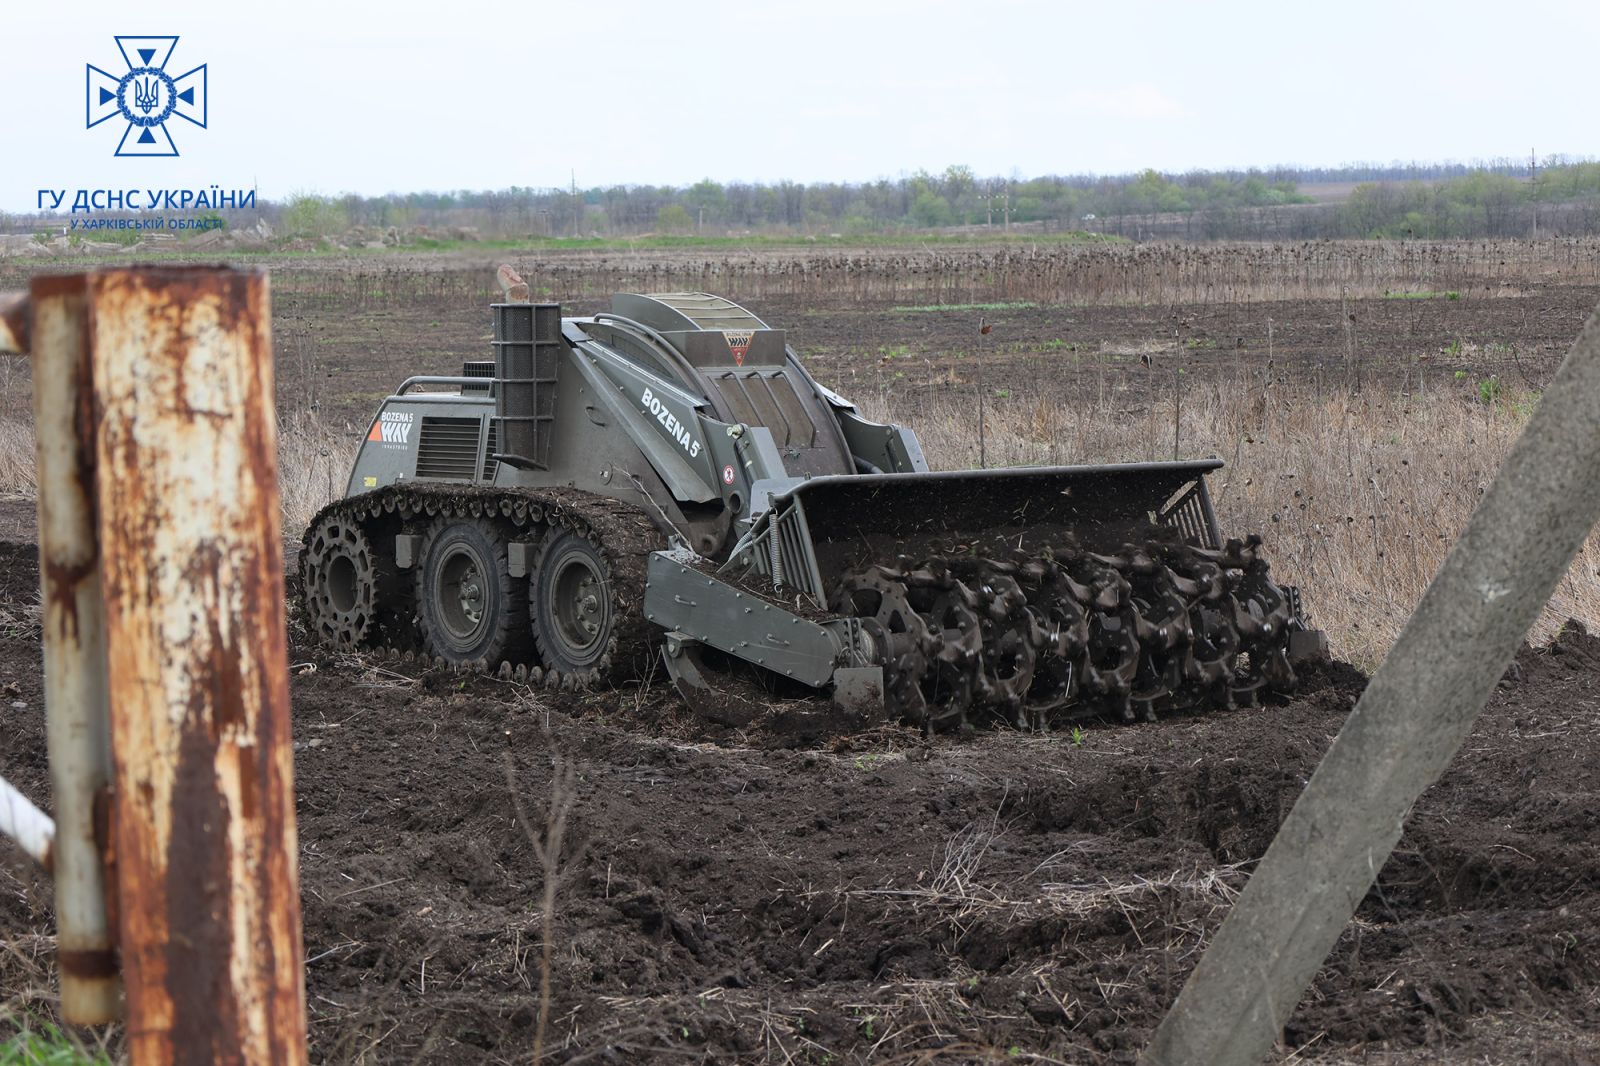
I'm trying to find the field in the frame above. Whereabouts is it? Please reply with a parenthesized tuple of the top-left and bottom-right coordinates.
(3, 241, 1600, 1063)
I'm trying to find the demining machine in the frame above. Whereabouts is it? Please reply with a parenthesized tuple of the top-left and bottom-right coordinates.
(299, 270, 1326, 731)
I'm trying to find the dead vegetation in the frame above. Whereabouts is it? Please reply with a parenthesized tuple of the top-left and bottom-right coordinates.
(229, 238, 1600, 309)
(864, 376, 1600, 670)
(277, 411, 360, 533)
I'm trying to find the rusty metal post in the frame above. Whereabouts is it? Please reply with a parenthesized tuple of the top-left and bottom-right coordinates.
(30, 277, 123, 1023)
(87, 267, 306, 1065)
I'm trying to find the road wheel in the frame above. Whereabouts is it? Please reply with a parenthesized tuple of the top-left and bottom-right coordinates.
(303, 514, 377, 650)
(416, 518, 523, 665)
(531, 529, 614, 678)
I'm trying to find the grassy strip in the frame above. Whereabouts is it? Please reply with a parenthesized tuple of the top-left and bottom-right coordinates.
(1383, 289, 1461, 300)
(18, 229, 1126, 262)
(891, 301, 1042, 313)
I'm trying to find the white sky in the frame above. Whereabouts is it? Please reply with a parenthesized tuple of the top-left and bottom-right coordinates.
(3, 0, 1595, 213)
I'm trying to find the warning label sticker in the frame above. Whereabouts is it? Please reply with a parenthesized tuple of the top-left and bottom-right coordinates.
(724, 330, 754, 366)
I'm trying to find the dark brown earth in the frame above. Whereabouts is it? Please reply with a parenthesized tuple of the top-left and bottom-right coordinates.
(2, 534, 1598, 1063)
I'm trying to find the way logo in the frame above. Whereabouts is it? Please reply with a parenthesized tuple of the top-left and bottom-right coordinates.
(369, 411, 414, 446)
(724, 330, 754, 367)
(86, 36, 208, 157)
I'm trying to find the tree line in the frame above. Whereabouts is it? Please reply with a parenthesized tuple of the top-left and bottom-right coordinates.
(1329, 162, 1600, 238)
(263, 157, 1600, 242)
(275, 165, 1311, 238)
(14, 157, 1600, 243)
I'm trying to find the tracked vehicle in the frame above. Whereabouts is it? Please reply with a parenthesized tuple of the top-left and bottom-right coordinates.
(300, 277, 1325, 731)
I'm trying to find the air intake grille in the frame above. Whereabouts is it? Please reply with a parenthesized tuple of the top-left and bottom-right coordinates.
(461, 360, 495, 396)
(415, 416, 483, 481)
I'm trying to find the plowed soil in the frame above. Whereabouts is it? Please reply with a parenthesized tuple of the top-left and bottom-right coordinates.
(3, 536, 1598, 1064)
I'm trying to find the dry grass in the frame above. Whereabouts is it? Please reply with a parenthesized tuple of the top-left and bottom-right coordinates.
(864, 376, 1600, 670)
(253, 238, 1600, 308)
(0, 416, 35, 501)
(277, 411, 360, 534)
(3, 363, 1598, 670)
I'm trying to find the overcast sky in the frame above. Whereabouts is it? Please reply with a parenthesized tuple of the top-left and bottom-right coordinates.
(3, 0, 1594, 213)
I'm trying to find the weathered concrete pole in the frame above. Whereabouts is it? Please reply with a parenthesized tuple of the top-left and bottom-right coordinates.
(88, 268, 306, 1065)
(1141, 301, 1600, 1066)
(30, 278, 123, 1023)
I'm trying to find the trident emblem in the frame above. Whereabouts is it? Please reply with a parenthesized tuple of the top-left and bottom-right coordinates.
(86, 37, 208, 157)
(132, 75, 161, 114)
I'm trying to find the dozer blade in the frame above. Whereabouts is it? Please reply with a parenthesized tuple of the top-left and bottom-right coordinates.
(749, 460, 1225, 599)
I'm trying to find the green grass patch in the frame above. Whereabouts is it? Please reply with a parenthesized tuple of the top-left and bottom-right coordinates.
(1382, 290, 1461, 301)
(388, 231, 1124, 254)
(0, 1023, 110, 1066)
(24, 228, 1126, 265)
(891, 301, 1040, 314)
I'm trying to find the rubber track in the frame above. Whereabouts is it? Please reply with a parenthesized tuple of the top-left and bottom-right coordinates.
(298, 485, 664, 690)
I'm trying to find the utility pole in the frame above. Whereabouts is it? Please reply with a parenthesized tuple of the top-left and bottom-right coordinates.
(1142, 299, 1600, 1066)
(571, 170, 580, 238)
(1531, 148, 1539, 239)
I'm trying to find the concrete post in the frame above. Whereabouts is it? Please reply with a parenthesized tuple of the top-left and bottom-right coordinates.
(1140, 300, 1600, 1065)
(31, 277, 123, 1023)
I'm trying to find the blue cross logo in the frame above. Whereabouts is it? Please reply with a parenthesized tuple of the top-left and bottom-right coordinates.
(86, 37, 207, 157)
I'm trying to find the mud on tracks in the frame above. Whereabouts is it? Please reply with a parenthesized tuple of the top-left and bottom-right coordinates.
(3, 539, 1600, 1062)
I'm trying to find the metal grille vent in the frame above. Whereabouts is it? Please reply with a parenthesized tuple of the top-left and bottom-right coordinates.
(461, 360, 495, 396)
(415, 416, 482, 481)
